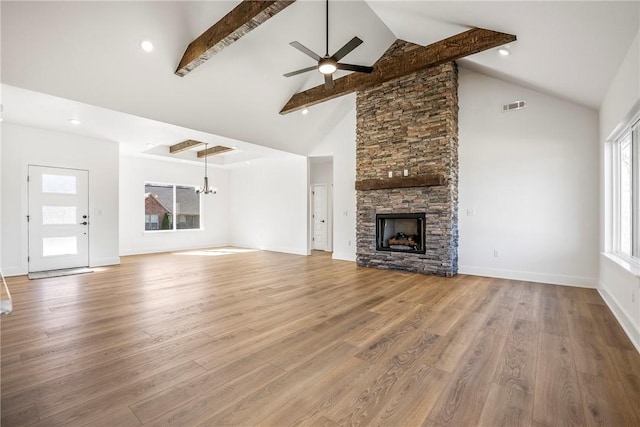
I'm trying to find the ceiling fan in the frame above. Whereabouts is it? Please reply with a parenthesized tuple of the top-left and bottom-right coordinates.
(283, 0, 373, 89)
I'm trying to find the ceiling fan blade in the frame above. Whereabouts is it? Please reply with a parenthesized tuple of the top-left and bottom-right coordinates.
(283, 66, 318, 77)
(337, 63, 374, 74)
(332, 37, 363, 61)
(289, 41, 322, 61)
(324, 73, 334, 89)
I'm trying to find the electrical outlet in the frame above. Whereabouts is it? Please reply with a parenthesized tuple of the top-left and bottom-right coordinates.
(494, 249, 500, 257)
(633, 292, 637, 303)
(348, 240, 351, 246)
(467, 209, 476, 216)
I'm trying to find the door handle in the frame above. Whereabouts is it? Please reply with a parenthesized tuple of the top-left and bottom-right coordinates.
(80, 222, 88, 225)
(320, 220, 325, 223)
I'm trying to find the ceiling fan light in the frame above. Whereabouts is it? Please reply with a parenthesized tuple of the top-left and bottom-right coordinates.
(318, 58, 337, 75)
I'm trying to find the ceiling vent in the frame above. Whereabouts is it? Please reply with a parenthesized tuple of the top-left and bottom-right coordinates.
(502, 100, 526, 112)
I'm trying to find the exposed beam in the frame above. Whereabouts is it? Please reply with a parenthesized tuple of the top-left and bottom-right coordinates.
(169, 139, 206, 154)
(279, 27, 516, 114)
(176, 0, 296, 77)
(197, 145, 234, 158)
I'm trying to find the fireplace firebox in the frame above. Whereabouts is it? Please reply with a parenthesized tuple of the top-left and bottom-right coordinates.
(376, 213, 426, 254)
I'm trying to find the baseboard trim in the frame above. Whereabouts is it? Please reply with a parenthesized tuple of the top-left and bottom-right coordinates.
(458, 265, 598, 288)
(1, 266, 26, 277)
(259, 246, 309, 256)
(332, 252, 356, 262)
(228, 242, 308, 257)
(598, 286, 640, 353)
(90, 257, 120, 267)
(120, 242, 229, 257)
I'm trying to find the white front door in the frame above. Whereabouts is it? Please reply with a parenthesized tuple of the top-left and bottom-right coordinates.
(312, 184, 329, 251)
(28, 166, 89, 272)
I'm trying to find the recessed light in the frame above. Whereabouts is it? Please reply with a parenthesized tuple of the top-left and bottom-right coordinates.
(145, 143, 156, 147)
(140, 40, 154, 52)
(69, 118, 81, 125)
(498, 48, 510, 56)
(245, 161, 251, 165)
(301, 108, 309, 115)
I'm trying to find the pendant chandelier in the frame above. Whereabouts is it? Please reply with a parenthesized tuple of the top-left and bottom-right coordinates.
(196, 143, 216, 194)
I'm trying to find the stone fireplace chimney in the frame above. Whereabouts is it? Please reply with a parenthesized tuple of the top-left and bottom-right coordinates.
(355, 40, 459, 276)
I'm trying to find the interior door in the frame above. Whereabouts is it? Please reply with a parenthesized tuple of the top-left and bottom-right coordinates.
(28, 166, 89, 272)
(312, 184, 329, 251)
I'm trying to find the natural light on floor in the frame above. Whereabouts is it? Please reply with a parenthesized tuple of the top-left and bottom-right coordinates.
(173, 247, 259, 257)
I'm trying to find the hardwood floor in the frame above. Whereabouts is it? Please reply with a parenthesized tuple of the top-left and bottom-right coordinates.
(1, 249, 639, 426)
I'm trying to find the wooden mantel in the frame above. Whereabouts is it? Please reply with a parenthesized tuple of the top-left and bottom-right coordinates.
(355, 174, 444, 191)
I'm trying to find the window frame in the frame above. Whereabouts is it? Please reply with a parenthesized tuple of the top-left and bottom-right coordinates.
(144, 182, 203, 232)
(612, 117, 640, 262)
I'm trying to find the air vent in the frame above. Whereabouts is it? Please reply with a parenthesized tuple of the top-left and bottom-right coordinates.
(502, 100, 526, 112)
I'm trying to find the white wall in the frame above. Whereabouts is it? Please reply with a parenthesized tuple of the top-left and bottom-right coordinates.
(600, 31, 640, 143)
(310, 160, 333, 185)
(0, 122, 3, 274)
(1, 122, 119, 275)
(229, 155, 308, 255)
(458, 67, 600, 287)
(119, 155, 230, 255)
(309, 108, 357, 261)
(599, 29, 640, 351)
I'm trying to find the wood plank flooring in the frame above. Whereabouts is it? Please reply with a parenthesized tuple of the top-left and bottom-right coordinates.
(1, 249, 639, 426)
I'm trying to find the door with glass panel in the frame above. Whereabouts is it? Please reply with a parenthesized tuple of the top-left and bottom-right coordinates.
(28, 166, 89, 272)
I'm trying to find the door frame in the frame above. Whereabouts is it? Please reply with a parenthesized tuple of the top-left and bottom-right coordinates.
(310, 183, 332, 252)
(27, 165, 90, 272)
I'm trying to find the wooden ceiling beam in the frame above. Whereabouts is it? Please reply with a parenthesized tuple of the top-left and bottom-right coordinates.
(279, 27, 516, 114)
(176, 0, 296, 77)
(197, 145, 234, 158)
(169, 139, 206, 154)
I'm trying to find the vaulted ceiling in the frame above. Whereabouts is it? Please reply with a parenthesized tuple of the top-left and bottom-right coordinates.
(1, 1, 638, 160)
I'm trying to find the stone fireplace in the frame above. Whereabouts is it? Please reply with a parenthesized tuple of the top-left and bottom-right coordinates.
(355, 40, 458, 276)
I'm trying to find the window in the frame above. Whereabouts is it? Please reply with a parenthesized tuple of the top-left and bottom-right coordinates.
(176, 186, 201, 229)
(144, 183, 201, 231)
(42, 173, 76, 194)
(144, 214, 159, 230)
(613, 118, 639, 260)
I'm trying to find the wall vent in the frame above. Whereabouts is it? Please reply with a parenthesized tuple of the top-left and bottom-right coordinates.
(502, 100, 526, 112)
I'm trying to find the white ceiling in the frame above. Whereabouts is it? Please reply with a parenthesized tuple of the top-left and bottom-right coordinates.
(1, 1, 638, 160)
(1, 84, 294, 168)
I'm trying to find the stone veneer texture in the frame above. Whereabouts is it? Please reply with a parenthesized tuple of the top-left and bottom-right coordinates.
(355, 40, 459, 276)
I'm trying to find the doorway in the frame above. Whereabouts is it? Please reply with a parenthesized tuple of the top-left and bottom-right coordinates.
(28, 166, 90, 272)
(311, 184, 330, 251)
(309, 156, 333, 253)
